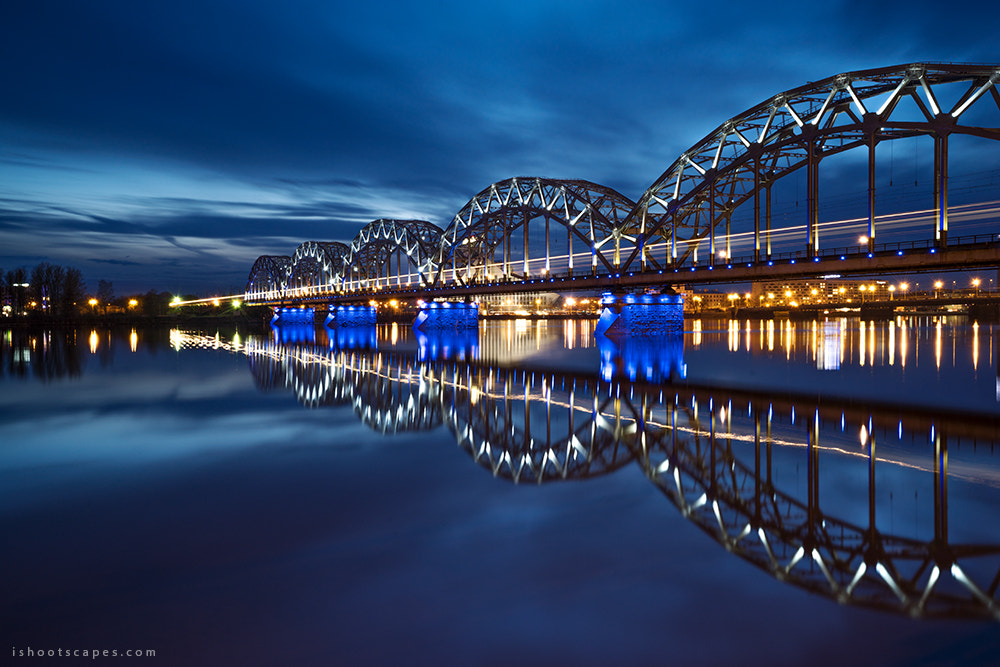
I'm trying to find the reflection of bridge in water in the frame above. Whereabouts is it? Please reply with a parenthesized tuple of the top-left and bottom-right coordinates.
(175, 329, 1000, 620)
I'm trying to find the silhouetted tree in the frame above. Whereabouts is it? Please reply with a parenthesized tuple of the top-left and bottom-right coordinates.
(60, 268, 86, 317)
(141, 290, 173, 316)
(97, 280, 114, 313)
(30, 263, 65, 313)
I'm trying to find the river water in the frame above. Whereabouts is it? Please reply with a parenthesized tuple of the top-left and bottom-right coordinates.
(2, 317, 999, 665)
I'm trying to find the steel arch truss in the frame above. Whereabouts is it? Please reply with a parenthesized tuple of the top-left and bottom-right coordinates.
(626, 62, 1000, 270)
(283, 241, 351, 298)
(435, 177, 636, 285)
(245, 255, 292, 302)
(339, 219, 443, 290)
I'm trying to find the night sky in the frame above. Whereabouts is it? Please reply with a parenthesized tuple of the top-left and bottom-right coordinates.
(1, 0, 998, 294)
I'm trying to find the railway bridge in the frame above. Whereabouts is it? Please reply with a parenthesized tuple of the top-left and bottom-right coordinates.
(245, 63, 1000, 329)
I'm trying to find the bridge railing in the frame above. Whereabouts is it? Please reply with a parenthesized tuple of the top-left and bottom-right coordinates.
(712, 233, 1000, 268)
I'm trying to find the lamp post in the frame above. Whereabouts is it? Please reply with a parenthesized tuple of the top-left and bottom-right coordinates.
(972, 278, 981, 296)
(934, 280, 943, 299)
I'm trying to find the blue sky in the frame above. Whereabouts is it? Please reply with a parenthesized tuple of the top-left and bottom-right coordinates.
(1, 0, 997, 293)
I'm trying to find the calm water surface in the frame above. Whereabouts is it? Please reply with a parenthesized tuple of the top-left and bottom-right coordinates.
(2, 318, 1000, 665)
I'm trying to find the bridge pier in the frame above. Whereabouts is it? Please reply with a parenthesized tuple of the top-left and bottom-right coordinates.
(324, 304, 377, 327)
(595, 292, 684, 336)
(272, 306, 315, 325)
(413, 300, 479, 331)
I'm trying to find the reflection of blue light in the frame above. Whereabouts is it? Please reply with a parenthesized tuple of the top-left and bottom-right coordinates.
(415, 328, 480, 362)
(596, 332, 686, 383)
(271, 323, 316, 345)
(331, 326, 377, 350)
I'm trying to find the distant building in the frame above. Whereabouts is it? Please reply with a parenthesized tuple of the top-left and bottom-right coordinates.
(751, 278, 889, 307)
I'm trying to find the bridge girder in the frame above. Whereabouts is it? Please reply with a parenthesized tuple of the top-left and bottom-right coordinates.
(434, 177, 637, 285)
(339, 219, 444, 289)
(245, 255, 292, 301)
(246, 62, 1000, 304)
(284, 241, 351, 297)
(624, 62, 1000, 271)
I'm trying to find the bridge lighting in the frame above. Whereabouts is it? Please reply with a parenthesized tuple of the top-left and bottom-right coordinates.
(212, 298, 221, 307)
(170, 296, 182, 306)
(232, 299, 241, 308)
(858, 235, 869, 244)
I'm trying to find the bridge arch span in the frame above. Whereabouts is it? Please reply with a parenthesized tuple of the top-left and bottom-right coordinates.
(245, 255, 292, 302)
(624, 62, 1000, 271)
(434, 177, 636, 285)
(283, 241, 350, 298)
(338, 219, 444, 291)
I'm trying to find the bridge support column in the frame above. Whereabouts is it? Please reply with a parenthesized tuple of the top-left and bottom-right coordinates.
(413, 300, 479, 331)
(867, 132, 876, 252)
(595, 292, 684, 337)
(272, 306, 315, 325)
(807, 140, 820, 257)
(753, 159, 761, 262)
(324, 305, 376, 327)
(934, 133, 949, 247)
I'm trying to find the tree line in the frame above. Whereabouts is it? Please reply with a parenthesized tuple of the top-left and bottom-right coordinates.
(2, 262, 174, 318)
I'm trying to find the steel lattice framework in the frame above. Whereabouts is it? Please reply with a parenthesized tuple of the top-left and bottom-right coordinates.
(284, 241, 350, 298)
(434, 177, 637, 284)
(246, 255, 292, 302)
(245, 62, 1000, 303)
(625, 63, 1000, 270)
(339, 219, 443, 290)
